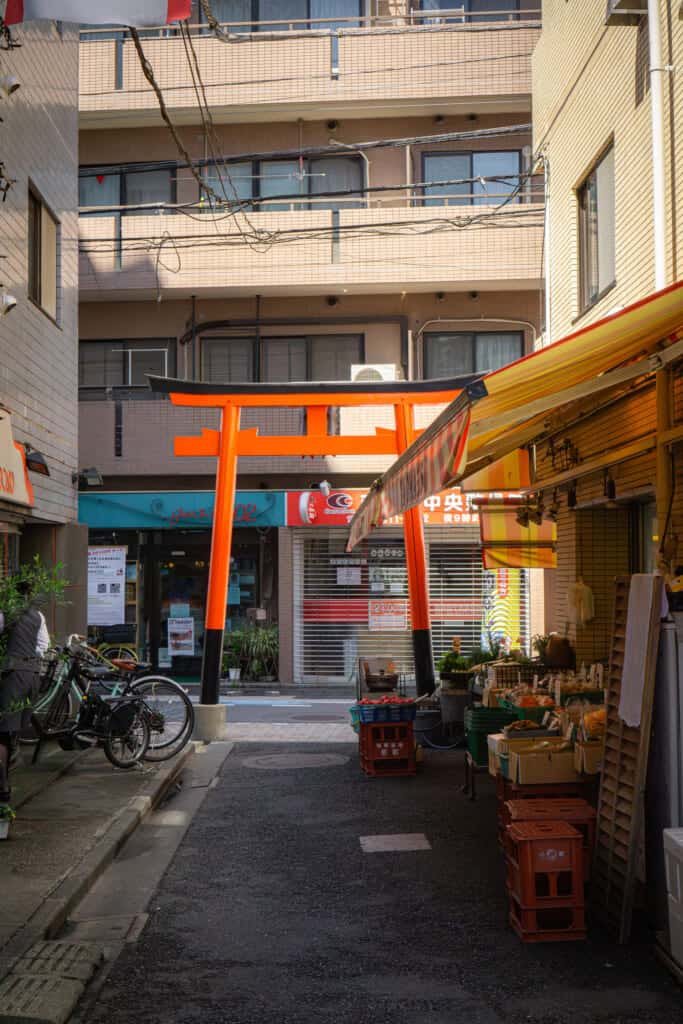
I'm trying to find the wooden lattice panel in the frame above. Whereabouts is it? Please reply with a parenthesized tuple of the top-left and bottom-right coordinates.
(592, 574, 663, 943)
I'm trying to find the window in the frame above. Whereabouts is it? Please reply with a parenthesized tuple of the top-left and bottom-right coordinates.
(199, 162, 253, 212)
(422, 151, 521, 206)
(28, 188, 59, 321)
(79, 340, 175, 395)
(418, 0, 530, 22)
(198, 156, 363, 212)
(203, 338, 255, 383)
(578, 145, 615, 312)
(201, 0, 361, 32)
(423, 332, 523, 379)
(79, 167, 174, 215)
(200, 334, 362, 382)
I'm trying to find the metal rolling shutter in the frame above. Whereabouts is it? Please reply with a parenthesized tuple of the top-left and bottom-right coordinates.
(292, 526, 529, 684)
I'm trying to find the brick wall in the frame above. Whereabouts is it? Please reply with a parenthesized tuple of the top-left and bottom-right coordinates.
(0, 22, 79, 525)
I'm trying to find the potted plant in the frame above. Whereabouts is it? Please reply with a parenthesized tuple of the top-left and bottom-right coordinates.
(242, 625, 279, 681)
(0, 804, 16, 840)
(437, 651, 473, 690)
(222, 649, 241, 684)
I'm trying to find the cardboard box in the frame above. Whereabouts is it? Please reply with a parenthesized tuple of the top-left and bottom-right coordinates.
(487, 734, 567, 778)
(573, 740, 604, 775)
(509, 746, 582, 785)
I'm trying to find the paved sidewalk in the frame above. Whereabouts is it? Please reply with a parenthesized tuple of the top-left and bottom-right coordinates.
(0, 740, 193, 987)
(223, 721, 357, 742)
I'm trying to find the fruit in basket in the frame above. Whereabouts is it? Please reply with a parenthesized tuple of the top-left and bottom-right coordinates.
(505, 719, 541, 733)
(583, 707, 606, 737)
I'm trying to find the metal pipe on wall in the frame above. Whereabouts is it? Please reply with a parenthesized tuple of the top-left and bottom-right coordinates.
(647, 0, 668, 291)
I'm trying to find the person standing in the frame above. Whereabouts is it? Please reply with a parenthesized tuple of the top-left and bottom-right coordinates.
(0, 580, 49, 804)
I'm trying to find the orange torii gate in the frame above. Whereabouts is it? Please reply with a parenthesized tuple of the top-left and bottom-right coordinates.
(149, 376, 484, 714)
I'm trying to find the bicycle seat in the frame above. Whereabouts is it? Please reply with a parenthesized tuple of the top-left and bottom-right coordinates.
(82, 664, 118, 680)
(110, 658, 138, 672)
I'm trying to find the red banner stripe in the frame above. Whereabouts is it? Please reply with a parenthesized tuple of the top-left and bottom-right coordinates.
(4, 1, 24, 24)
(167, 0, 191, 20)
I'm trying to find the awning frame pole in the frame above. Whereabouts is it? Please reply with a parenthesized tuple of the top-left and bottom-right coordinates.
(201, 403, 240, 705)
(394, 402, 435, 696)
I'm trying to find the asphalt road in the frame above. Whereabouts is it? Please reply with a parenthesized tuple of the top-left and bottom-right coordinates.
(78, 743, 682, 1024)
(217, 695, 355, 724)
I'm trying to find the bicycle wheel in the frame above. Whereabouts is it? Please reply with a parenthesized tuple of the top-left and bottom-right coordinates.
(130, 676, 194, 759)
(103, 706, 150, 769)
(23, 687, 77, 745)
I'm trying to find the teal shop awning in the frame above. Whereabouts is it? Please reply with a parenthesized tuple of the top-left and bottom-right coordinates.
(79, 491, 287, 530)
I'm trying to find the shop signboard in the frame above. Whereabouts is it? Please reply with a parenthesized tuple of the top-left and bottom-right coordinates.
(0, 413, 34, 508)
(368, 599, 408, 632)
(168, 616, 195, 656)
(79, 490, 286, 530)
(87, 546, 126, 625)
(287, 488, 480, 528)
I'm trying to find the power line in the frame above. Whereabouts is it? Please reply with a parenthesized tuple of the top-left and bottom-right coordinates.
(78, 124, 532, 180)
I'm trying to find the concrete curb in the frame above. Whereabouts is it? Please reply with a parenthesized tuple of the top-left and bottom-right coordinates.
(0, 744, 194, 978)
(12, 749, 88, 812)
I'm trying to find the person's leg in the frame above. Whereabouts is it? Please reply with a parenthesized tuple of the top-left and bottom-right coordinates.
(0, 732, 11, 801)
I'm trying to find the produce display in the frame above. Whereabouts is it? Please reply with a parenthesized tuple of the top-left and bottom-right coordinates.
(502, 686, 554, 709)
(357, 696, 415, 706)
(504, 719, 549, 734)
(582, 706, 606, 740)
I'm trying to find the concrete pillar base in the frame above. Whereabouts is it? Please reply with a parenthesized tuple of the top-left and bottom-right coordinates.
(192, 703, 227, 743)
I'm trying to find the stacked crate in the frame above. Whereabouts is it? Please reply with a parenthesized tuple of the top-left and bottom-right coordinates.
(506, 821, 586, 942)
(359, 722, 416, 777)
(504, 798, 596, 881)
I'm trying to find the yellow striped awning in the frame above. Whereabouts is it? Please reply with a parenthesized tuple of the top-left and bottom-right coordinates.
(347, 280, 683, 549)
(478, 498, 557, 570)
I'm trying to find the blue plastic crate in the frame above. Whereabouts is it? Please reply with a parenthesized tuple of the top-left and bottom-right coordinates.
(356, 703, 416, 723)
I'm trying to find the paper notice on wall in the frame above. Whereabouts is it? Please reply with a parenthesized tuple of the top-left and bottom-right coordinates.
(337, 566, 361, 586)
(87, 546, 127, 626)
(168, 617, 195, 656)
(368, 599, 408, 632)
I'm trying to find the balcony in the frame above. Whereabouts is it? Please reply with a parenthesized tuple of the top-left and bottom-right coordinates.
(79, 201, 544, 299)
(79, 11, 541, 127)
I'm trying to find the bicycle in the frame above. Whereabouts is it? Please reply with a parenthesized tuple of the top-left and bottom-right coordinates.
(27, 636, 194, 762)
(31, 645, 150, 770)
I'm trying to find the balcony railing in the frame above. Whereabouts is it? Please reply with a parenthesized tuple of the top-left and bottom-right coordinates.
(79, 8, 541, 122)
(79, 198, 544, 297)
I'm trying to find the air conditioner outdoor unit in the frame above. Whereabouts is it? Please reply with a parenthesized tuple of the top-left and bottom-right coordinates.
(350, 364, 399, 383)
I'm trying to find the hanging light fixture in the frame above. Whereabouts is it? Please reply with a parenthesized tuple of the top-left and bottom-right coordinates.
(528, 492, 544, 526)
(604, 470, 618, 508)
(546, 489, 560, 522)
(567, 481, 578, 511)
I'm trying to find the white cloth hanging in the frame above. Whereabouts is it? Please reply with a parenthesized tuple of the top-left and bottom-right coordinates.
(567, 578, 595, 628)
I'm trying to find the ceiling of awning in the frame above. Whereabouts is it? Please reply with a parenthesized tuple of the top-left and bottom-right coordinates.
(347, 280, 683, 548)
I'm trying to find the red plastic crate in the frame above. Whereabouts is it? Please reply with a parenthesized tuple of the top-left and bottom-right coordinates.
(359, 722, 416, 777)
(508, 892, 586, 943)
(506, 821, 584, 908)
(504, 798, 596, 881)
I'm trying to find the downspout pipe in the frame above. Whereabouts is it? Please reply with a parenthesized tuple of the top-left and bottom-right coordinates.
(648, 0, 667, 291)
(542, 153, 551, 347)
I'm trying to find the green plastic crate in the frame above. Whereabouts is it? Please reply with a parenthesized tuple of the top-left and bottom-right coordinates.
(466, 730, 493, 766)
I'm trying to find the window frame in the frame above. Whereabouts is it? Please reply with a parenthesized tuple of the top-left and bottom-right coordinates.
(200, 332, 365, 383)
(199, 0, 363, 32)
(79, 164, 176, 216)
(417, 0, 526, 23)
(27, 184, 60, 324)
(422, 330, 524, 380)
(420, 150, 522, 207)
(577, 143, 616, 316)
(198, 155, 365, 213)
(78, 338, 177, 396)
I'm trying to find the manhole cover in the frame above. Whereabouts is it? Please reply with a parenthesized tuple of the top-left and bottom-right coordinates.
(289, 714, 346, 723)
(241, 752, 349, 770)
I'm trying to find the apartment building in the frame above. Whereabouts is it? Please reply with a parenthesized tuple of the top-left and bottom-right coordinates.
(0, 19, 86, 635)
(530, 1, 683, 654)
(77, 1, 544, 682)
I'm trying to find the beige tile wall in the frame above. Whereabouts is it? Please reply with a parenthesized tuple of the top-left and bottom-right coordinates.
(532, 1, 683, 340)
(79, 24, 539, 126)
(0, 22, 79, 525)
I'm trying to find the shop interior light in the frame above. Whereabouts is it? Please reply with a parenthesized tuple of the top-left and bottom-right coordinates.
(604, 470, 618, 508)
(515, 504, 530, 528)
(21, 444, 50, 477)
(545, 490, 560, 522)
(528, 492, 544, 526)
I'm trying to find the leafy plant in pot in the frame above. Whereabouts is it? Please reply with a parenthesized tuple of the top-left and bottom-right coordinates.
(0, 803, 16, 840)
(437, 651, 473, 691)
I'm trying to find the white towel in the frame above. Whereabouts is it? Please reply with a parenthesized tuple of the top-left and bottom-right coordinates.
(618, 574, 658, 727)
